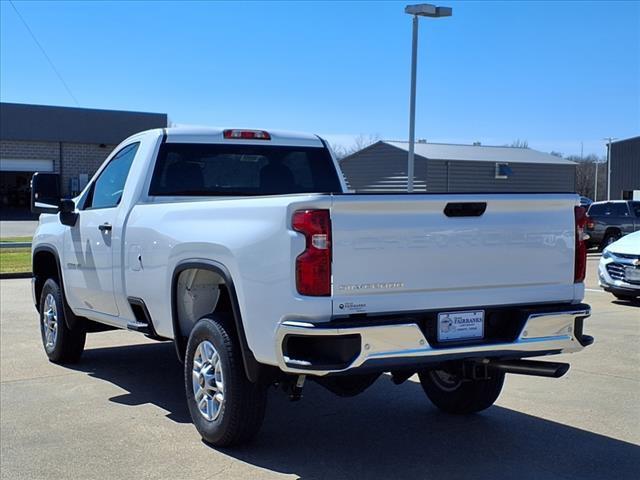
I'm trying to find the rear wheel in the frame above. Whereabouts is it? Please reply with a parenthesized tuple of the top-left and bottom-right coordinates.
(39, 278, 86, 363)
(601, 231, 621, 250)
(184, 315, 267, 446)
(418, 365, 505, 414)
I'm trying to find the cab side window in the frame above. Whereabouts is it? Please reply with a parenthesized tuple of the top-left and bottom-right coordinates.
(609, 203, 630, 216)
(85, 143, 139, 209)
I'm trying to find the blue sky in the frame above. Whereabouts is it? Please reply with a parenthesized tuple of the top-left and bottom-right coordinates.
(1, 1, 638, 156)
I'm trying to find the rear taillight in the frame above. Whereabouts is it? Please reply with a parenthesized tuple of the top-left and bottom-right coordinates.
(292, 209, 331, 296)
(586, 216, 595, 230)
(223, 129, 271, 140)
(574, 206, 588, 283)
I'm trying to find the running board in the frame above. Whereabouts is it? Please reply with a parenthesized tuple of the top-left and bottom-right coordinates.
(486, 359, 570, 378)
(127, 320, 152, 333)
(126, 297, 165, 340)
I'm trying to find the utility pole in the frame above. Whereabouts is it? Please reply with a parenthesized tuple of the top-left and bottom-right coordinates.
(604, 137, 616, 200)
(594, 158, 598, 201)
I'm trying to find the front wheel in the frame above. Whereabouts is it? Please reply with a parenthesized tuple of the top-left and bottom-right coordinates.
(184, 315, 267, 447)
(39, 278, 86, 363)
(418, 366, 505, 414)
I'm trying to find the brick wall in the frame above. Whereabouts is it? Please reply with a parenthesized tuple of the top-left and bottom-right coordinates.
(0, 140, 61, 173)
(1, 140, 115, 196)
(60, 142, 115, 195)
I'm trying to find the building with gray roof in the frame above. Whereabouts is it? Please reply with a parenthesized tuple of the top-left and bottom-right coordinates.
(609, 136, 640, 200)
(0, 102, 167, 216)
(339, 140, 577, 193)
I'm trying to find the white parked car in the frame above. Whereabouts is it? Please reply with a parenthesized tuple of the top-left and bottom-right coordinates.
(30, 127, 593, 446)
(599, 230, 640, 301)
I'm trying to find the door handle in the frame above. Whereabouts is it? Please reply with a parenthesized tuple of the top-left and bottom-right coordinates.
(98, 223, 112, 232)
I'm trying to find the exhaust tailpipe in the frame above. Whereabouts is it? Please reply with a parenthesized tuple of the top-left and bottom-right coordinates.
(487, 359, 570, 378)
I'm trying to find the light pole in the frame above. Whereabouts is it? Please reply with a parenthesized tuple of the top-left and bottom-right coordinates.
(604, 137, 616, 200)
(405, 3, 452, 192)
(594, 158, 598, 201)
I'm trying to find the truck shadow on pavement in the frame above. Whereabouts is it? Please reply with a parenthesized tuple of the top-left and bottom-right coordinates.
(74, 342, 640, 480)
(77, 342, 192, 423)
(612, 299, 640, 308)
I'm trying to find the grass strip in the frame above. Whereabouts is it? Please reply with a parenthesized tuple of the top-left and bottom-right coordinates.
(0, 248, 31, 273)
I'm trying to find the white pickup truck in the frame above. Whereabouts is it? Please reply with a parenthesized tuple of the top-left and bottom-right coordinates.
(31, 127, 593, 446)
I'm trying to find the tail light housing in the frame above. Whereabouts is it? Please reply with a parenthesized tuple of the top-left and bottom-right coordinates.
(574, 206, 588, 283)
(586, 215, 595, 230)
(292, 209, 331, 296)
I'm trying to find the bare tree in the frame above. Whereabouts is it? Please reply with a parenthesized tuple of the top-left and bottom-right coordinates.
(570, 154, 607, 201)
(329, 134, 381, 160)
(327, 142, 348, 160)
(351, 134, 380, 153)
(508, 139, 529, 149)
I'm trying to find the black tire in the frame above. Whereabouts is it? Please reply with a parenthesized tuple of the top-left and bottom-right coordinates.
(39, 278, 86, 363)
(418, 365, 505, 414)
(184, 315, 267, 447)
(601, 231, 621, 250)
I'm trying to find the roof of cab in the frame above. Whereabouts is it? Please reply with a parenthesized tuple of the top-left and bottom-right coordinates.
(590, 200, 633, 205)
(163, 127, 324, 147)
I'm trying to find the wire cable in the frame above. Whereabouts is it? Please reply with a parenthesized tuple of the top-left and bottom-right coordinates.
(8, 0, 80, 106)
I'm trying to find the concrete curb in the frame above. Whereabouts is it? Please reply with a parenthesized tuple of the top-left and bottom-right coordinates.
(0, 272, 33, 279)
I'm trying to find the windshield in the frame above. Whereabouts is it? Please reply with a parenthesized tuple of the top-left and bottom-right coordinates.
(149, 143, 342, 196)
(630, 201, 640, 217)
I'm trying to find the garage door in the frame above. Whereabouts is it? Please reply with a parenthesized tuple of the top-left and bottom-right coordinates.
(0, 158, 54, 172)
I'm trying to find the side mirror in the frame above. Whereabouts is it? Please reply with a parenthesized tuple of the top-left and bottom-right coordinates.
(31, 173, 61, 214)
(60, 199, 79, 227)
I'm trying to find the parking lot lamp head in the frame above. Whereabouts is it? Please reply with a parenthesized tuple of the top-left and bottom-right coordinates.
(405, 4, 452, 17)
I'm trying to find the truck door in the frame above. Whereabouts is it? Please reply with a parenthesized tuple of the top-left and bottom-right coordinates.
(63, 143, 139, 318)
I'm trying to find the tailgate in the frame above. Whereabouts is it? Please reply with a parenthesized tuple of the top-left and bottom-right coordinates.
(330, 193, 578, 316)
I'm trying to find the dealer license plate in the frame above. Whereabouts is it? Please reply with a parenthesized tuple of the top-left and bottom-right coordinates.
(625, 267, 640, 282)
(437, 310, 484, 342)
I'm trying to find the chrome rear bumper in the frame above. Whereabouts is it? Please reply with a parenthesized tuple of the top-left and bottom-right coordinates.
(276, 307, 591, 376)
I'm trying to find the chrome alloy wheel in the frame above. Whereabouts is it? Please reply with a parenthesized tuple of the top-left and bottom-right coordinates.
(42, 293, 58, 350)
(192, 340, 225, 421)
(429, 369, 462, 392)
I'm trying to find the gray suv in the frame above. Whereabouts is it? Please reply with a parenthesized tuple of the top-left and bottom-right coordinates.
(586, 200, 640, 250)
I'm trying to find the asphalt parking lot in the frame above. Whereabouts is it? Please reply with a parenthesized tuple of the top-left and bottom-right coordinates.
(1, 254, 638, 480)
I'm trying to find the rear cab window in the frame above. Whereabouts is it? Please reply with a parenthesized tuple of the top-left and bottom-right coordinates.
(587, 203, 607, 216)
(148, 143, 342, 196)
